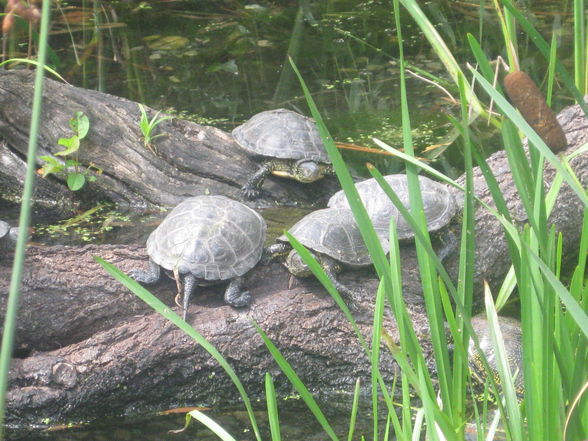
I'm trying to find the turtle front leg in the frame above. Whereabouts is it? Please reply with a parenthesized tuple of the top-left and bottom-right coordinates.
(130, 259, 161, 284)
(241, 161, 275, 200)
(224, 276, 252, 308)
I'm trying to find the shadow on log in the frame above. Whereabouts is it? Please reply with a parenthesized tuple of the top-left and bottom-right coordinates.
(0, 70, 587, 427)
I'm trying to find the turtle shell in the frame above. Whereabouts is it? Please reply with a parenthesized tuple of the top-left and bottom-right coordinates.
(232, 109, 330, 163)
(146, 195, 266, 281)
(0, 221, 8, 240)
(468, 315, 524, 395)
(281, 208, 389, 267)
(328, 174, 456, 240)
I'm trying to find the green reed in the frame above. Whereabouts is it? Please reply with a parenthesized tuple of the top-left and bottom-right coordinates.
(0, 0, 52, 438)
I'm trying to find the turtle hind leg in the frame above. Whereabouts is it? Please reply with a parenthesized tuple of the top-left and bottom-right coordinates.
(321, 258, 362, 310)
(241, 161, 275, 200)
(224, 276, 252, 308)
(130, 259, 161, 284)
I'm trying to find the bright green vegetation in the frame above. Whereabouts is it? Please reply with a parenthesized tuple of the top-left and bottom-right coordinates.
(33, 204, 133, 244)
(1, 1, 587, 441)
(138, 104, 173, 154)
(38, 111, 101, 191)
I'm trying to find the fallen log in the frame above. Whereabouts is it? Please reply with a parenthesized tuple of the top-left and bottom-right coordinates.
(0, 69, 339, 211)
(1, 73, 587, 427)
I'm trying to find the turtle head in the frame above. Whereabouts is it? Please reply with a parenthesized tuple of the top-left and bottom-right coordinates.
(8, 227, 19, 244)
(294, 159, 323, 183)
(284, 249, 312, 277)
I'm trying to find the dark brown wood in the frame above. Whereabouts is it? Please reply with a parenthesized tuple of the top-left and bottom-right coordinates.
(0, 72, 587, 428)
(0, 70, 339, 211)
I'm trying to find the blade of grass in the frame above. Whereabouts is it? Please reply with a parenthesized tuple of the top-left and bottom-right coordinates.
(347, 379, 361, 441)
(265, 373, 281, 441)
(187, 409, 238, 441)
(523, 245, 588, 337)
(253, 322, 340, 441)
(0, 58, 67, 82)
(288, 57, 390, 285)
(371, 282, 386, 441)
(483, 286, 523, 441)
(574, 0, 586, 93)
(0, 0, 52, 435)
(398, 0, 483, 116)
(95, 258, 263, 441)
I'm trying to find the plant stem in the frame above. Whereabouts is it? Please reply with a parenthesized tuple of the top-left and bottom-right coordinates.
(0, 0, 51, 436)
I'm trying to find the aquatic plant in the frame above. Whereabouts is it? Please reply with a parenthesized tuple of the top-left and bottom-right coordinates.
(137, 103, 173, 154)
(38, 111, 101, 191)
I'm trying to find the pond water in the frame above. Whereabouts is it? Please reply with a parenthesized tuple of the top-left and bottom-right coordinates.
(0, 0, 575, 438)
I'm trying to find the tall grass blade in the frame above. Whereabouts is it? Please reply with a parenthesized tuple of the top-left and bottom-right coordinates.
(574, 0, 586, 93)
(522, 246, 588, 337)
(265, 373, 281, 441)
(253, 322, 340, 441)
(398, 0, 483, 115)
(186, 409, 237, 441)
(370, 282, 386, 441)
(0, 58, 67, 82)
(483, 286, 523, 441)
(287, 57, 390, 284)
(0, 0, 52, 436)
(95, 258, 263, 441)
(347, 379, 361, 441)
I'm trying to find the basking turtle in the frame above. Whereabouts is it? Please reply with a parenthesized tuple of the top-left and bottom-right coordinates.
(0, 220, 18, 253)
(266, 207, 389, 303)
(130, 195, 267, 320)
(232, 108, 334, 199)
(328, 174, 457, 241)
(468, 315, 523, 396)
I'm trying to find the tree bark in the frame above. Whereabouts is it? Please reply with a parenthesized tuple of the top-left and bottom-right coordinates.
(0, 71, 587, 428)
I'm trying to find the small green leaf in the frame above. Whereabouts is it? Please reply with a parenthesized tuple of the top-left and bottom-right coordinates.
(38, 155, 61, 166)
(67, 173, 86, 191)
(56, 136, 80, 156)
(38, 155, 63, 177)
(57, 137, 74, 148)
(39, 163, 62, 177)
(72, 112, 90, 139)
(65, 159, 80, 167)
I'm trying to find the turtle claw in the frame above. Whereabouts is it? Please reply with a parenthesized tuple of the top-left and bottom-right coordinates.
(240, 186, 261, 200)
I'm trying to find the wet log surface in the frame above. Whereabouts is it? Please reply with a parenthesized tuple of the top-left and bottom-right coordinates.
(0, 71, 587, 428)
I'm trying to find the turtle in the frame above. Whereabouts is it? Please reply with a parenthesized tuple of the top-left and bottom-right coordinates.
(130, 195, 267, 320)
(328, 174, 457, 241)
(232, 108, 334, 199)
(266, 207, 389, 304)
(468, 314, 523, 397)
(0, 220, 19, 253)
